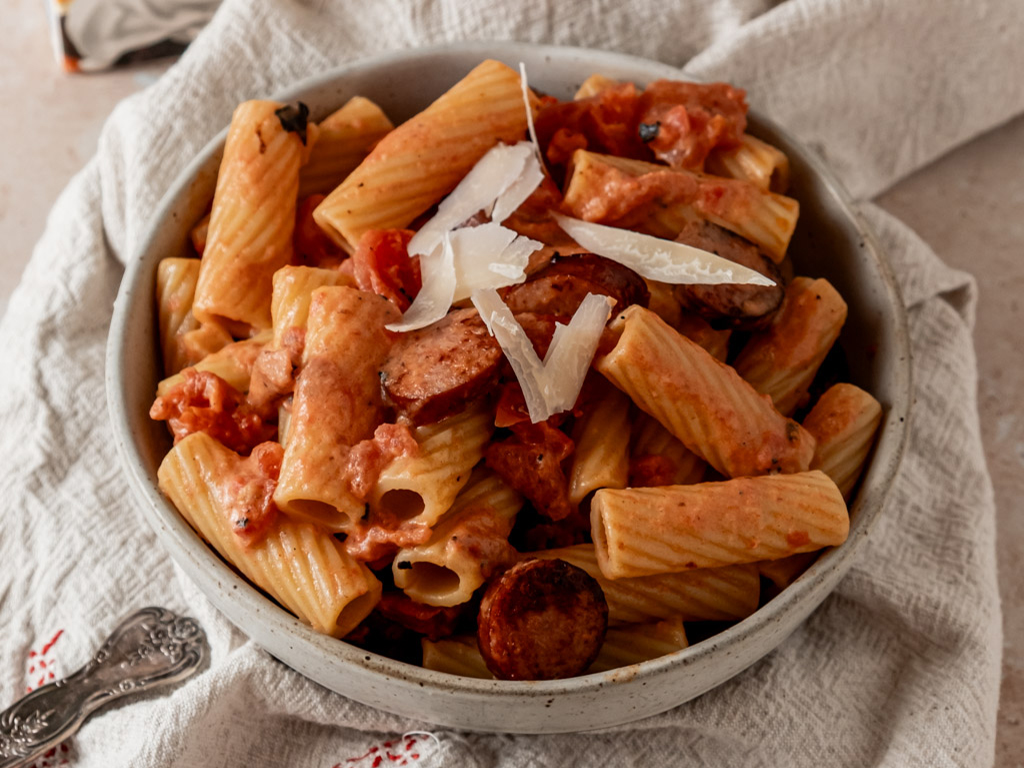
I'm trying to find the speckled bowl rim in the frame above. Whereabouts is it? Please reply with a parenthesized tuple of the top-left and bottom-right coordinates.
(107, 41, 913, 729)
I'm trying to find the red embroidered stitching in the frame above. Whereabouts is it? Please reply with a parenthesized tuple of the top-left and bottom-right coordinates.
(335, 732, 441, 768)
(23, 630, 73, 768)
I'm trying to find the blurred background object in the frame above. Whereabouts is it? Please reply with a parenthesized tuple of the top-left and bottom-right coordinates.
(46, 0, 221, 72)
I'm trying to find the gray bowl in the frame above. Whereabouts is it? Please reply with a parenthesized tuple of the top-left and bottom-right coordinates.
(106, 42, 912, 733)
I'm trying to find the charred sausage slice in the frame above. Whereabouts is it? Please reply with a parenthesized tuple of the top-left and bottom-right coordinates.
(501, 253, 649, 316)
(673, 220, 784, 330)
(478, 558, 608, 680)
(380, 308, 502, 423)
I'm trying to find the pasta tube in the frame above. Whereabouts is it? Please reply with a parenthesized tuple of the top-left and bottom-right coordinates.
(270, 265, 354, 350)
(569, 384, 631, 505)
(734, 277, 848, 416)
(563, 150, 799, 262)
(155, 257, 232, 375)
(155, 330, 272, 398)
(392, 470, 522, 607)
(158, 432, 381, 637)
(587, 617, 688, 673)
(422, 618, 689, 679)
(596, 306, 816, 478)
(591, 470, 849, 579)
(369, 402, 495, 530)
(193, 100, 316, 331)
(705, 134, 791, 193)
(299, 96, 394, 197)
(802, 383, 883, 499)
(274, 287, 401, 530)
(314, 60, 534, 250)
(534, 545, 760, 625)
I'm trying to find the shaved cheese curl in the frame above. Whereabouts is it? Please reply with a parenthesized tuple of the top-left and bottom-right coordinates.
(408, 142, 539, 258)
(518, 62, 547, 174)
(386, 234, 457, 332)
(552, 213, 775, 287)
(449, 224, 541, 302)
(472, 288, 612, 423)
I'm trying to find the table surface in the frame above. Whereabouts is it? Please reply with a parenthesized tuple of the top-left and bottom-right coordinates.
(2, 4, 1022, 763)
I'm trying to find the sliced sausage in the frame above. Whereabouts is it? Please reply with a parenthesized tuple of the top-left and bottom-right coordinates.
(380, 308, 502, 423)
(478, 559, 608, 680)
(501, 253, 649, 316)
(673, 220, 784, 330)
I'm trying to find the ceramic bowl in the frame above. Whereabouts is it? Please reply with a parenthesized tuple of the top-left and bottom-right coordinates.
(106, 41, 912, 733)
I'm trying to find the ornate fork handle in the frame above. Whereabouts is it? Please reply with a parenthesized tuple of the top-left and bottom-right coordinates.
(0, 607, 206, 768)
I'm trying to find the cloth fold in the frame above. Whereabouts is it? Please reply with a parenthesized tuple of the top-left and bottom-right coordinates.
(0, 0, 1010, 765)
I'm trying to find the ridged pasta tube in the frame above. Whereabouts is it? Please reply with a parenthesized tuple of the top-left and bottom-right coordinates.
(369, 402, 495, 529)
(299, 96, 394, 197)
(802, 383, 883, 499)
(392, 470, 522, 607)
(270, 266, 354, 349)
(586, 617, 688, 673)
(734, 277, 848, 416)
(194, 100, 316, 331)
(591, 470, 850, 579)
(274, 287, 400, 530)
(569, 385, 631, 505)
(705, 134, 791, 193)
(155, 330, 272, 398)
(158, 432, 381, 637)
(155, 257, 232, 375)
(534, 545, 760, 625)
(314, 60, 534, 250)
(596, 306, 816, 479)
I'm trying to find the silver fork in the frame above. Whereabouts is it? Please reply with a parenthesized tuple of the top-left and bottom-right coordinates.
(0, 607, 206, 768)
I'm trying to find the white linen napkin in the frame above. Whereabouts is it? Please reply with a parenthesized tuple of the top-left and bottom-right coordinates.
(2, 0, 1019, 765)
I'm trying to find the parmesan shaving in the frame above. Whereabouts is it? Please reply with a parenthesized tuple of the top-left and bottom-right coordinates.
(449, 223, 540, 302)
(518, 62, 548, 175)
(389, 139, 546, 331)
(472, 288, 612, 423)
(491, 158, 544, 223)
(552, 213, 777, 287)
(386, 234, 456, 332)
(408, 142, 537, 258)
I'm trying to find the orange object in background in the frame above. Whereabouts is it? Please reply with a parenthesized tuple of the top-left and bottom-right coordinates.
(45, 0, 221, 72)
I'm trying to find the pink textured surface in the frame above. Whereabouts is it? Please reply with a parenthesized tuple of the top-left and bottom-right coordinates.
(0, 3, 1021, 759)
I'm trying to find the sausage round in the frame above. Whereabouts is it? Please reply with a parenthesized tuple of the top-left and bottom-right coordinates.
(477, 558, 608, 680)
(673, 220, 784, 330)
(501, 253, 649, 316)
(380, 308, 502, 423)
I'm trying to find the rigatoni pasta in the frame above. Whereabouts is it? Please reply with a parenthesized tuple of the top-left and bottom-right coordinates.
(591, 470, 849, 578)
(734, 277, 848, 416)
(299, 96, 394, 198)
(193, 100, 316, 331)
(274, 286, 401, 531)
(314, 59, 534, 250)
(802, 383, 883, 499)
(535, 545, 760, 624)
(596, 305, 817, 478)
(159, 432, 381, 637)
(392, 469, 522, 606)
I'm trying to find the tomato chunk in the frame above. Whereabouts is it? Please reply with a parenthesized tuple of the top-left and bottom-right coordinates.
(150, 368, 275, 454)
(351, 229, 421, 312)
(486, 420, 575, 521)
